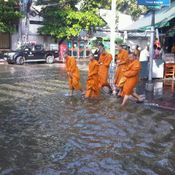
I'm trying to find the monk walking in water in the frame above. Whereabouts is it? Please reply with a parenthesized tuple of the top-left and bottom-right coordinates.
(64, 51, 82, 96)
(120, 52, 143, 107)
(85, 53, 100, 98)
(98, 43, 113, 94)
(114, 45, 128, 96)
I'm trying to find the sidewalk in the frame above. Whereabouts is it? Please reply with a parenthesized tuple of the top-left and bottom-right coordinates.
(137, 79, 175, 111)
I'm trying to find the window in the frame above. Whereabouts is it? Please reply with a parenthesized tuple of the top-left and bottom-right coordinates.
(35, 45, 43, 51)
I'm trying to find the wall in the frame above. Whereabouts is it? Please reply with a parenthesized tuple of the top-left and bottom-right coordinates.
(10, 6, 57, 50)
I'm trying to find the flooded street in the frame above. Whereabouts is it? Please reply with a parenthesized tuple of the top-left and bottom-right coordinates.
(0, 63, 175, 175)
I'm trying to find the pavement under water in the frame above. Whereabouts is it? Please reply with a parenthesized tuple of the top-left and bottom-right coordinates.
(0, 63, 175, 175)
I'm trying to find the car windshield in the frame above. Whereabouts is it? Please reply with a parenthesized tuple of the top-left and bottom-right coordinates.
(16, 45, 32, 51)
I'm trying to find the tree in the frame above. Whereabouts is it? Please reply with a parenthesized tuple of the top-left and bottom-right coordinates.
(0, 0, 22, 33)
(79, 0, 146, 19)
(38, 0, 146, 44)
(38, 1, 105, 44)
(79, 0, 111, 11)
(115, 0, 146, 19)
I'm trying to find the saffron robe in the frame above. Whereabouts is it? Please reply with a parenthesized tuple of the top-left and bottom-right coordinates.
(65, 56, 81, 90)
(114, 49, 128, 87)
(85, 59, 100, 98)
(98, 52, 112, 88)
(120, 59, 141, 96)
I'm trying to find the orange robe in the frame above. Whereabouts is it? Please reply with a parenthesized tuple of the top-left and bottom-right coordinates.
(114, 49, 128, 87)
(98, 52, 112, 88)
(65, 56, 81, 90)
(85, 59, 100, 98)
(120, 59, 141, 96)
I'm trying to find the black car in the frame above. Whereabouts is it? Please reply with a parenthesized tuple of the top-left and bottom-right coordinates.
(4, 44, 58, 65)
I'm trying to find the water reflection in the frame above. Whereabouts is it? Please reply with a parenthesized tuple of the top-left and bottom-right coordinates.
(0, 64, 175, 175)
(164, 79, 175, 96)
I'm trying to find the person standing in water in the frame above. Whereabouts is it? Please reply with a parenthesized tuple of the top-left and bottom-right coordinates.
(114, 45, 129, 96)
(98, 43, 113, 94)
(120, 52, 143, 107)
(64, 51, 83, 96)
(85, 53, 100, 98)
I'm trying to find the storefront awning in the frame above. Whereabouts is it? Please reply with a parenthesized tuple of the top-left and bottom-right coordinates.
(122, 2, 175, 31)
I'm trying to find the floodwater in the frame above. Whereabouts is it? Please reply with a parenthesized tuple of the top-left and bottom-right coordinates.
(0, 63, 175, 175)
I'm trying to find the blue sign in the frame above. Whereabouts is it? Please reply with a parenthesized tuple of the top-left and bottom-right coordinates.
(138, 0, 170, 6)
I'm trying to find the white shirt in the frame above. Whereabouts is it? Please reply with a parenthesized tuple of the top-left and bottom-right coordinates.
(139, 48, 149, 62)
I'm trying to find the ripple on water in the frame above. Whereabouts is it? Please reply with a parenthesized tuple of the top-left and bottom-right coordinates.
(0, 80, 175, 175)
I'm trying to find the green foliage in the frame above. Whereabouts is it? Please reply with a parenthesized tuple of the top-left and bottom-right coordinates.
(0, 0, 22, 33)
(39, 7, 105, 39)
(79, 0, 146, 19)
(116, 0, 147, 19)
(36, 0, 81, 10)
(38, 0, 147, 40)
(80, 0, 111, 11)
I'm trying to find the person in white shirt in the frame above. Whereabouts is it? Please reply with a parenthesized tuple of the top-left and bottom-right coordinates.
(139, 45, 149, 79)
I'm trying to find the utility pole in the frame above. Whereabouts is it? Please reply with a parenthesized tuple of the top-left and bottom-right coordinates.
(149, 10, 155, 82)
(110, 0, 116, 65)
(109, 0, 116, 92)
(146, 9, 155, 91)
(18, 1, 23, 47)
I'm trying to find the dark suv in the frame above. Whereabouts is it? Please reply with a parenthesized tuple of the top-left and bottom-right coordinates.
(4, 44, 58, 65)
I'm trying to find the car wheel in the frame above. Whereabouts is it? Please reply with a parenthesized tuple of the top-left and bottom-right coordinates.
(16, 56, 25, 65)
(7, 61, 13, 64)
(46, 55, 54, 64)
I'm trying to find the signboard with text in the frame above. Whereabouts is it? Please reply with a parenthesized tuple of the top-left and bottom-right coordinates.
(137, 0, 170, 6)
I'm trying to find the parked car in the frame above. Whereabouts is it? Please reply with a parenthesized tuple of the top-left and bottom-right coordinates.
(4, 44, 58, 65)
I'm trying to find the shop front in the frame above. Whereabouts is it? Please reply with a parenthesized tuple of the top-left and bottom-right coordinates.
(123, 1, 175, 79)
(68, 38, 90, 59)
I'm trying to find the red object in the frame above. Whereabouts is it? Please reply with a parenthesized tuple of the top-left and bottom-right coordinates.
(154, 40, 161, 48)
(59, 43, 67, 62)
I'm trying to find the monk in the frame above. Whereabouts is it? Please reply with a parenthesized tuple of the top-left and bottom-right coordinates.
(64, 51, 82, 96)
(85, 53, 100, 98)
(120, 52, 143, 107)
(114, 45, 129, 96)
(98, 43, 113, 94)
